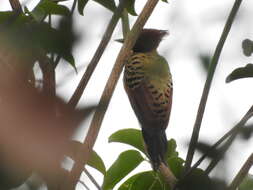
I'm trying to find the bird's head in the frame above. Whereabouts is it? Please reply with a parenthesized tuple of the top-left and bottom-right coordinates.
(133, 29, 168, 53)
(116, 29, 168, 53)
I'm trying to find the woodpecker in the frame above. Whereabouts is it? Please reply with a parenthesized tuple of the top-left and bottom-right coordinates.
(123, 29, 172, 170)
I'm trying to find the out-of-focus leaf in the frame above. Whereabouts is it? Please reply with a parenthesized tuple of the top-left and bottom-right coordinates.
(199, 54, 211, 72)
(195, 141, 220, 158)
(166, 139, 178, 158)
(108, 128, 146, 154)
(66, 140, 106, 175)
(242, 39, 253, 57)
(179, 168, 213, 190)
(167, 156, 184, 178)
(0, 163, 32, 189)
(161, 0, 168, 2)
(78, 0, 89, 15)
(30, 0, 70, 22)
(226, 64, 253, 83)
(239, 174, 253, 190)
(119, 171, 163, 190)
(102, 150, 144, 190)
(125, 0, 137, 16)
(93, 0, 116, 12)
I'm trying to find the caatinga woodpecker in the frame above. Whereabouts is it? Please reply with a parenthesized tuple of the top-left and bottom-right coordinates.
(123, 29, 172, 170)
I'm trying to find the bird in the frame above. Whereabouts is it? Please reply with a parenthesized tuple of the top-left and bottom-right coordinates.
(123, 29, 173, 170)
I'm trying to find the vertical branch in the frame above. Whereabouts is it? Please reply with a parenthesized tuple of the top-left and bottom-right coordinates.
(227, 153, 253, 190)
(66, 0, 160, 189)
(68, 0, 127, 108)
(121, 9, 130, 37)
(184, 0, 243, 172)
(9, 0, 22, 14)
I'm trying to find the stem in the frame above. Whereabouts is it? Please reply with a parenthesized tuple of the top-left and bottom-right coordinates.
(67, 0, 160, 188)
(227, 153, 253, 190)
(121, 9, 130, 38)
(183, 105, 253, 179)
(70, 0, 78, 15)
(78, 180, 90, 190)
(205, 133, 236, 175)
(184, 0, 243, 172)
(83, 168, 101, 190)
(68, 0, 127, 108)
(9, 0, 22, 14)
(159, 163, 178, 189)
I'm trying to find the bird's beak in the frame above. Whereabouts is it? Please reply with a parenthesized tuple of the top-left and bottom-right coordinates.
(115, 38, 124, 43)
(160, 30, 169, 38)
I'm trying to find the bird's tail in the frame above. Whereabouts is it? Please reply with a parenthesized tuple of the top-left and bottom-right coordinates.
(142, 128, 168, 170)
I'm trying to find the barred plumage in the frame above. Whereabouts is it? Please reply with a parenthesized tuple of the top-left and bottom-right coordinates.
(123, 29, 172, 170)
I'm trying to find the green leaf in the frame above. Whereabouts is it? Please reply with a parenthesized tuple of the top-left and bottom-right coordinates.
(66, 140, 106, 175)
(226, 64, 253, 83)
(31, 0, 70, 22)
(119, 171, 163, 190)
(108, 128, 146, 155)
(102, 150, 144, 190)
(239, 174, 253, 190)
(167, 156, 184, 178)
(62, 53, 77, 72)
(93, 0, 116, 12)
(125, 0, 138, 16)
(78, 0, 89, 15)
(161, 0, 168, 2)
(180, 168, 213, 190)
(242, 39, 253, 57)
(166, 139, 178, 158)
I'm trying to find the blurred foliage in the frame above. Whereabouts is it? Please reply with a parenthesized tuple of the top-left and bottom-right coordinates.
(226, 64, 253, 83)
(199, 53, 211, 73)
(242, 39, 253, 57)
(239, 175, 253, 190)
(66, 140, 106, 175)
(226, 38, 253, 83)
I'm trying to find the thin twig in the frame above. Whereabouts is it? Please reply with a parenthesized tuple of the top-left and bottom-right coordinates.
(181, 105, 253, 182)
(78, 180, 90, 190)
(159, 163, 178, 189)
(205, 133, 236, 175)
(227, 153, 253, 190)
(68, 0, 127, 108)
(121, 9, 130, 37)
(83, 167, 101, 190)
(184, 0, 243, 172)
(70, 0, 78, 15)
(66, 0, 160, 189)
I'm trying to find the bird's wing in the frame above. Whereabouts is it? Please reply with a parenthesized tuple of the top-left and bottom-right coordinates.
(124, 75, 173, 130)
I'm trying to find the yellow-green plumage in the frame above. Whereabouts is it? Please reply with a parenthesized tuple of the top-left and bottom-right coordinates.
(123, 29, 172, 170)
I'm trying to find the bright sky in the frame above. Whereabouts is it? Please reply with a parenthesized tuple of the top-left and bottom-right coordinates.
(2, 0, 253, 189)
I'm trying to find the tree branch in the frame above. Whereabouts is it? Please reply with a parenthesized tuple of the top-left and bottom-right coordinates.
(183, 105, 253, 178)
(159, 163, 178, 189)
(184, 0, 243, 172)
(9, 0, 22, 14)
(66, 0, 160, 188)
(68, 0, 127, 108)
(83, 167, 101, 190)
(227, 153, 253, 190)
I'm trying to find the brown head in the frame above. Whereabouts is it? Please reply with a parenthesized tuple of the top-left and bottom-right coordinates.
(133, 29, 168, 53)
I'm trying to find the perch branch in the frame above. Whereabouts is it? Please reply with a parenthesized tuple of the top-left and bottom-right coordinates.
(159, 163, 178, 189)
(184, 0, 243, 172)
(66, 0, 160, 189)
(68, 0, 127, 108)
